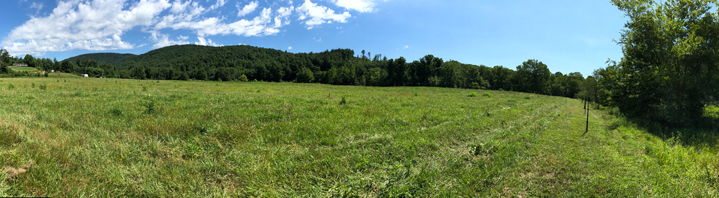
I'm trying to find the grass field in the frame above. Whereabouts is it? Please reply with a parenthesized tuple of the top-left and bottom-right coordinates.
(0, 77, 718, 197)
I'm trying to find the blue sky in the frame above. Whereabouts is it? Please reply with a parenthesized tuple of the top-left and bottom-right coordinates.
(0, 0, 627, 76)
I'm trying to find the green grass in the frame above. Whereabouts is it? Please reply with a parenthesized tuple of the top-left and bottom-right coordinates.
(7, 66, 38, 72)
(0, 77, 717, 197)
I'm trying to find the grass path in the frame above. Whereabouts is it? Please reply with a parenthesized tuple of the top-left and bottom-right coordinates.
(490, 99, 718, 197)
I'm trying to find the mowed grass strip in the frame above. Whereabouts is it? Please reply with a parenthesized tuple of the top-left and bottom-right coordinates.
(0, 77, 717, 197)
(7, 66, 38, 72)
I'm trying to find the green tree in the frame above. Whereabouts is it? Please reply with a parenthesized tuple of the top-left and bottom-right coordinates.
(512, 59, 551, 94)
(296, 67, 315, 83)
(197, 68, 208, 81)
(440, 61, 460, 88)
(609, 0, 719, 125)
(0, 49, 9, 66)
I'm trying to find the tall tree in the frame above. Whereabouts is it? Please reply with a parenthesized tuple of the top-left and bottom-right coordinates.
(609, 0, 719, 125)
(512, 59, 551, 94)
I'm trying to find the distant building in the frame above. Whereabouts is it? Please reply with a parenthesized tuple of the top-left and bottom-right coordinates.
(12, 63, 28, 67)
(81, 74, 89, 78)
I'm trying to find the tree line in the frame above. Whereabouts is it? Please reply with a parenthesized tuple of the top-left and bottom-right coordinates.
(2, 45, 593, 100)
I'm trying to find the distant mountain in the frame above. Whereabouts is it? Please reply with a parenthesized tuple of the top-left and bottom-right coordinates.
(110, 44, 354, 71)
(63, 53, 136, 66)
(61, 44, 358, 82)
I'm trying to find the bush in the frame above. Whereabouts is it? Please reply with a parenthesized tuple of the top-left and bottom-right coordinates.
(238, 75, 249, 82)
(143, 98, 156, 114)
(7, 84, 14, 90)
(39, 84, 47, 90)
(340, 96, 347, 105)
(482, 92, 492, 97)
(467, 92, 478, 97)
(109, 108, 122, 116)
(524, 95, 531, 99)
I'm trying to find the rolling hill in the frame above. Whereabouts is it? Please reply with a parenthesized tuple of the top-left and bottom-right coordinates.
(63, 53, 137, 66)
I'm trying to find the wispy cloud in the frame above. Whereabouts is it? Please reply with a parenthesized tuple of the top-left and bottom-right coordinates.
(195, 36, 223, 46)
(150, 31, 190, 48)
(236, 1, 259, 17)
(333, 0, 375, 13)
(29, 2, 44, 13)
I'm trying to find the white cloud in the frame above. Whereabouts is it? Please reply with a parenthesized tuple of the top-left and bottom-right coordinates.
(157, 2, 280, 37)
(208, 0, 226, 10)
(170, 0, 191, 13)
(2, 0, 171, 56)
(160, 7, 279, 37)
(195, 37, 223, 46)
(277, 6, 293, 18)
(333, 0, 375, 13)
(274, 5, 294, 27)
(150, 31, 190, 48)
(403, 45, 409, 49)
(236, 1, 259, 17)
(30, 2, 44, 13)
(288, 46, 292, 50)
(297, 0, 351, 29)
(2, 0, 380, 55)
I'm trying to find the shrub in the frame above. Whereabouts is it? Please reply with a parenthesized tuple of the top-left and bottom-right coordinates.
(143, 98, 156, 114)
(238, 74, 248, 82)
(39, 84, 47, 90)
(483, 92, 492, 97)
(340, 96, 347, 105)
(109, 108, 122, 116)
(524, 95, 531, 99)
(8, 84, 14, 90)
(467, 92, 478, 97)
(32, 83, 35, 88)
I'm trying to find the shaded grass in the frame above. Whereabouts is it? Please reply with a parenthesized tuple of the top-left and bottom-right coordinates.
(0, 77, 716, 197)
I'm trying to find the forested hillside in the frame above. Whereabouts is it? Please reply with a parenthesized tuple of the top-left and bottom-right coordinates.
(64, 53, 136, 66)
